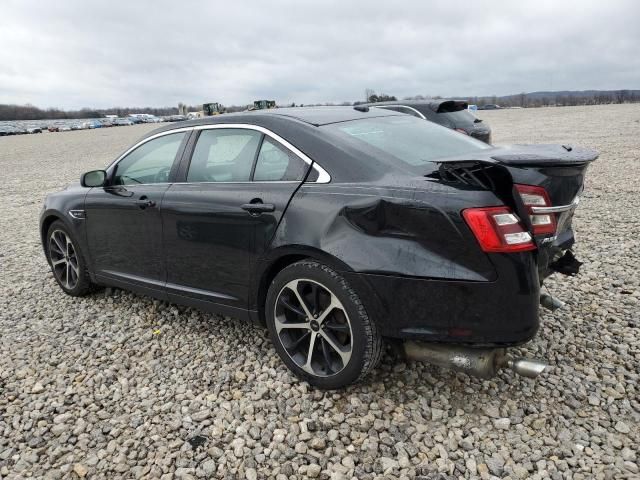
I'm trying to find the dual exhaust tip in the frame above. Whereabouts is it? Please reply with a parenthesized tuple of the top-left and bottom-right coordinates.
(505, 357, 548, 378)
(403, 341, 547, 379)
(402, 293, 560, 379)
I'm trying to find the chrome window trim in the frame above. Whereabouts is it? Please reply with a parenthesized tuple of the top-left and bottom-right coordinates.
(108, 127, 192, 168)
(172, 180, 301, 186)
(110, 124, 331, 184)
(373, 105, 427, 120)
(531, 196, 580, 214)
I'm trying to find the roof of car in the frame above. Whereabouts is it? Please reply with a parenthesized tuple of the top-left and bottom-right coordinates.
(362, 99, 468, 111)
(152, 106, 400, 133)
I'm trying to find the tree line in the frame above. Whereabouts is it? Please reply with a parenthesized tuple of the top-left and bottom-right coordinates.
(2, 89, 639, 121)
(401, 90, 640, 108)
(0, 104, 180, 121)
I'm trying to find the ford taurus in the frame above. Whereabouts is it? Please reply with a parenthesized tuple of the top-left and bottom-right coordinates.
(40, 107, 597, 388)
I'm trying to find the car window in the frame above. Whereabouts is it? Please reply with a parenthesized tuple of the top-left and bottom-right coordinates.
(396, 106, 424, 119)
(114, 132, 186, 185)
(377, 105, 423, 119)
(436, 109, 479, 127)
(187, 129, 262, 182)
(253, 137, 309, 181)
(322, 115, 489, 171)
(376, 105, 402, 113)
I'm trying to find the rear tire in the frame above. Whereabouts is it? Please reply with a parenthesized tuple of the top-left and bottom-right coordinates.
(265, 260, 382, 389)
(46, 220, 95, 297)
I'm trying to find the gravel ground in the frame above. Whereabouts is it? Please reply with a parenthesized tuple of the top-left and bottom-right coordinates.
(0, 105, 639, 480)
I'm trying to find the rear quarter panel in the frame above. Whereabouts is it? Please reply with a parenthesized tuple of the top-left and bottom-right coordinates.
(261, 180, 541, 343)
(267, 181, 501, 281)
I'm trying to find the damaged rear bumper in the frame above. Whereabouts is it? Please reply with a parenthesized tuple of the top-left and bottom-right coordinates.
(343, 251, 541, 347)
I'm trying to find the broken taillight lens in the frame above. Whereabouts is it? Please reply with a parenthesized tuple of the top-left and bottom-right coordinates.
(515, 184, 557, 235)
(462, 207, 536, 253)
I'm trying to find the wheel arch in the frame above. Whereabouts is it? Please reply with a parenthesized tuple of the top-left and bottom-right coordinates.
(40, 211, 90, 271)
(40, 212, 66, 255)
(254, 246, 355, 325)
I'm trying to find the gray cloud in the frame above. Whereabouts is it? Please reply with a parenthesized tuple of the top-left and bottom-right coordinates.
(1, 0, 638, 109)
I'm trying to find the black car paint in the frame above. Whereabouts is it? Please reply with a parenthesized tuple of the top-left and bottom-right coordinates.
(41, 107, 596, 347)
(362, 99, 492, 143)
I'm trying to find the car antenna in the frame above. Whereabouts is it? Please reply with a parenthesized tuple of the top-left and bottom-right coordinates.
(353, 105, 369, 112)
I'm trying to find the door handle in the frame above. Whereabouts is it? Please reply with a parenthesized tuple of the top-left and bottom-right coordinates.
(241, 203, 275, 214)
(136, 196, 156, 209)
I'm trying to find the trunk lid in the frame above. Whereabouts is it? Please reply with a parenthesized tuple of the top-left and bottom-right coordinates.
(489, 144, 595, 205)
(433, 144, 598, 278)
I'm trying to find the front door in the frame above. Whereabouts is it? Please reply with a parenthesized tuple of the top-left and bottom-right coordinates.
(85, 131, 188, 295)
(162, 127, 310, 313)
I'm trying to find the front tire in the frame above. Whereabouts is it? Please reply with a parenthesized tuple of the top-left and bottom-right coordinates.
(265, 260, 382, 389)
(46, 220, 94, 296)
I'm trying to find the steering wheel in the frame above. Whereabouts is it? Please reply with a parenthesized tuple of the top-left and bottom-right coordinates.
(154, 166, 171, 183)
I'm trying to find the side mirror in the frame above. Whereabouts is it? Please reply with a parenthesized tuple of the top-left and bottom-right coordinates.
(81, 170, 107, 187)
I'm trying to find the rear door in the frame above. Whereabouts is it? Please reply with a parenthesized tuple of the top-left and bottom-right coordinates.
(161, 126, 311, 313)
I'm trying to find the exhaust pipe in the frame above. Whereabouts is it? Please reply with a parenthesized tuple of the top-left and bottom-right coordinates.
(403, 341, 547, 379)
(507, 358, 547, 378)
(540, 293, 564, 311)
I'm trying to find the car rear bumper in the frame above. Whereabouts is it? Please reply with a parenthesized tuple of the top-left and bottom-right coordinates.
(343, 252, 540, 347)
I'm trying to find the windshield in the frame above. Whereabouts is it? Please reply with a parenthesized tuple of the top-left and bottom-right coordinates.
(321, 115, 490, 172)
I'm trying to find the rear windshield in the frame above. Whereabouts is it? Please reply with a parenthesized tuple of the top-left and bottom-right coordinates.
(321, 115, 489, 172)
(435, 108, 479, 126)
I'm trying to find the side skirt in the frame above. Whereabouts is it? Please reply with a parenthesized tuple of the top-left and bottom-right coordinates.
(92, 272, 260, 324)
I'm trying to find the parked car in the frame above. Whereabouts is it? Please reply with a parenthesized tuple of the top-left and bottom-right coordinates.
(11, 126, 28, 135)
(100, 120, 114, 127)
(113, 118, 134, 126)
(0, 125, 22, 136)
(40, 107, 597, 388)
(478, 104, 501, 110)
(363, 99, 492, 143)
(47, 125, 60, 132)
(167, 115, 188, 122)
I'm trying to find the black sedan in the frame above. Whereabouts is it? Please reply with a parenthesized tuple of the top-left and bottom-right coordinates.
(40, 107, 597, 388)
(362, 99, 492, 143)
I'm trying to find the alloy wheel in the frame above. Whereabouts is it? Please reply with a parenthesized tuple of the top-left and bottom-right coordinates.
(274, 279, 353, 377)
(48, 230, 80, 290)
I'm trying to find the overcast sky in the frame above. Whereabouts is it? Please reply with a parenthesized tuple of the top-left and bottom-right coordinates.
(1, 0, 638, 109)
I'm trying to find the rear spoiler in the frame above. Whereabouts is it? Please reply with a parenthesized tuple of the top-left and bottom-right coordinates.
(431, 100, 468, 113)
(434, 144, 599, 168)
(430, 144, 598, 192)
(489, 144, 599, 166)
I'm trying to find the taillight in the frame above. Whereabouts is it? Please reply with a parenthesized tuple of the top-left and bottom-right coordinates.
(515, 184, 556, 235)
(454, 128, 469, 135)
(462, 207, 536, 253)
